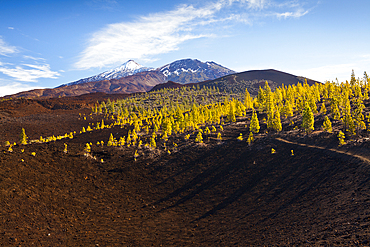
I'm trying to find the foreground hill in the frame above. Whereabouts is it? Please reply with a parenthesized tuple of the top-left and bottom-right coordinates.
(1, 81, 370, 245)
(1, 101, 370, 245)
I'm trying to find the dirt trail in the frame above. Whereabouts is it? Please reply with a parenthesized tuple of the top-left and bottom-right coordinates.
(275, 137, 370, 164)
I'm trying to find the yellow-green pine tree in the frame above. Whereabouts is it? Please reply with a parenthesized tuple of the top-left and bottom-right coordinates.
(273, 108, 282, 132)
(341, 97, 355, 135)
(150, 133, 156, 148)
(107, 133, 114, 146)
(322, 116, 333, 133)
(247, 132, 254, 145)
(337, 131, 346, 146)
(301, 102, 314, 134)
(84, 143, 91, 154)
(195, 131, 203, 143)
(20, 128, 28, 145)
(227, 102, 236, 122)
(319, 102, 327, 114)
(249, 110, 260, 134)
(244, 88, 254, 110)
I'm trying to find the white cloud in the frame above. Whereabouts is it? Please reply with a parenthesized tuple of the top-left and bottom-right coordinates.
(275, 8, 309, 18)
(75, 0, 310, 70)
(0, 79, 40, 97)
(23, 55, 46, 61)
(0, 64, 60, 82)
(290, 63, 359, 83)
(74, 4, 217, 70)
(0, 37, 17, 56)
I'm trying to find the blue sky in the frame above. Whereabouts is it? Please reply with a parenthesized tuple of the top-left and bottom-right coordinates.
(0, 0, 369, 96)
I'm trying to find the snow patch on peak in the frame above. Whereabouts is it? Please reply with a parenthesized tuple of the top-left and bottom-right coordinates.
(60, 60, 153, 87)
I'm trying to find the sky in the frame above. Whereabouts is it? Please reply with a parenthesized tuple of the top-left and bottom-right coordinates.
(0, 0, 370, 97)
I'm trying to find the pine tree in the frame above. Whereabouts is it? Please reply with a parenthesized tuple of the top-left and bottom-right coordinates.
(341, 97, 355, 135)
(273, 109, 282, 132)
(256, 86, 265, 111)
(283, 100, 294, 118)
(352, 98, 366, 134)
(301, 103, 314, 134)
(265, 83, 275, 130)
(217, 132, 222, 140)
(364, 71, 369, 89)
(337, 131, 346, 146)
(126, 134, 132, 146)
(319, 102, 327, 114)
(195, 131, 203, 143)
(331, 101, 341, 120)
(237, 133, 243, 141)
(350, 69, 356, 86)
(20, 128, 28, 145)
(322, 116, 333, 133)
(249, 110, 260, 134)
(150, 133, 156, 148)
(119, 136, 125, 146)
(107, 133, 114, 146)
(247, 132, 254, 145)
(227, 102, 236, 122)
(84, 143, 91, 154)
(244, 88, 254, 109)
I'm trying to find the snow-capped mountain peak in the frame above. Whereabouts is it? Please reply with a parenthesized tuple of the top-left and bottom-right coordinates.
(60, 60, 153, 87)
(59, 58, 236, 88)
(157, 59, 236, 84)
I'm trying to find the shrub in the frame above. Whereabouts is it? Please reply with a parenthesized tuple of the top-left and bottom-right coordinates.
(20, 128, 28, 145)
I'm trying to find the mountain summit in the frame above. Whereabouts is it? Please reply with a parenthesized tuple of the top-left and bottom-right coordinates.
(157, 59, 236, 84)
(61, 59, 236, 87)
(61, 60, 153, 87)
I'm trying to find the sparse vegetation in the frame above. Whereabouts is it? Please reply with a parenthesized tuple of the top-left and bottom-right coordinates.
(2, 70, 370, 246)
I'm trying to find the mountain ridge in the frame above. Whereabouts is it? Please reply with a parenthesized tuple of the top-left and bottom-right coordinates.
(2, 60, 320, 99)
(59, 60, 154, 87)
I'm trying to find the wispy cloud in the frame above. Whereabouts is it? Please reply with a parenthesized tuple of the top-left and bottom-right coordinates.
(0, 37, 18, 56)
(0, 64, 60, 82)
(22, 55, 46, 61)
(0, 38, 60, 82)
(75, 0, 311, 70)
(275, 8, 309, 18)
(0, 79, 40, 97)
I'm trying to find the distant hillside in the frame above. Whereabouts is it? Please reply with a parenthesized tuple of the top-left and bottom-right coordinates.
(201, 69, 320, 95)
(148, 69, 320, 96)
(149, 81, 184, 91)
(5, 71, 164, 99)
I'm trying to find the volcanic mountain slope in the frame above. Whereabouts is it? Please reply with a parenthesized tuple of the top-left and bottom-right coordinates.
(4, 71, 164, 99)
(3, 59, 235, 99)
(202, 69, 321, 95)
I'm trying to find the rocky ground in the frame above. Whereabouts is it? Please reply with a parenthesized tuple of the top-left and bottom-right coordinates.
(1, 95, 370, 246)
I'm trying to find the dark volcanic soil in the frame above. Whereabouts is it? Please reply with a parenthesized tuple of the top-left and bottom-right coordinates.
(1, 96, 370, 246)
